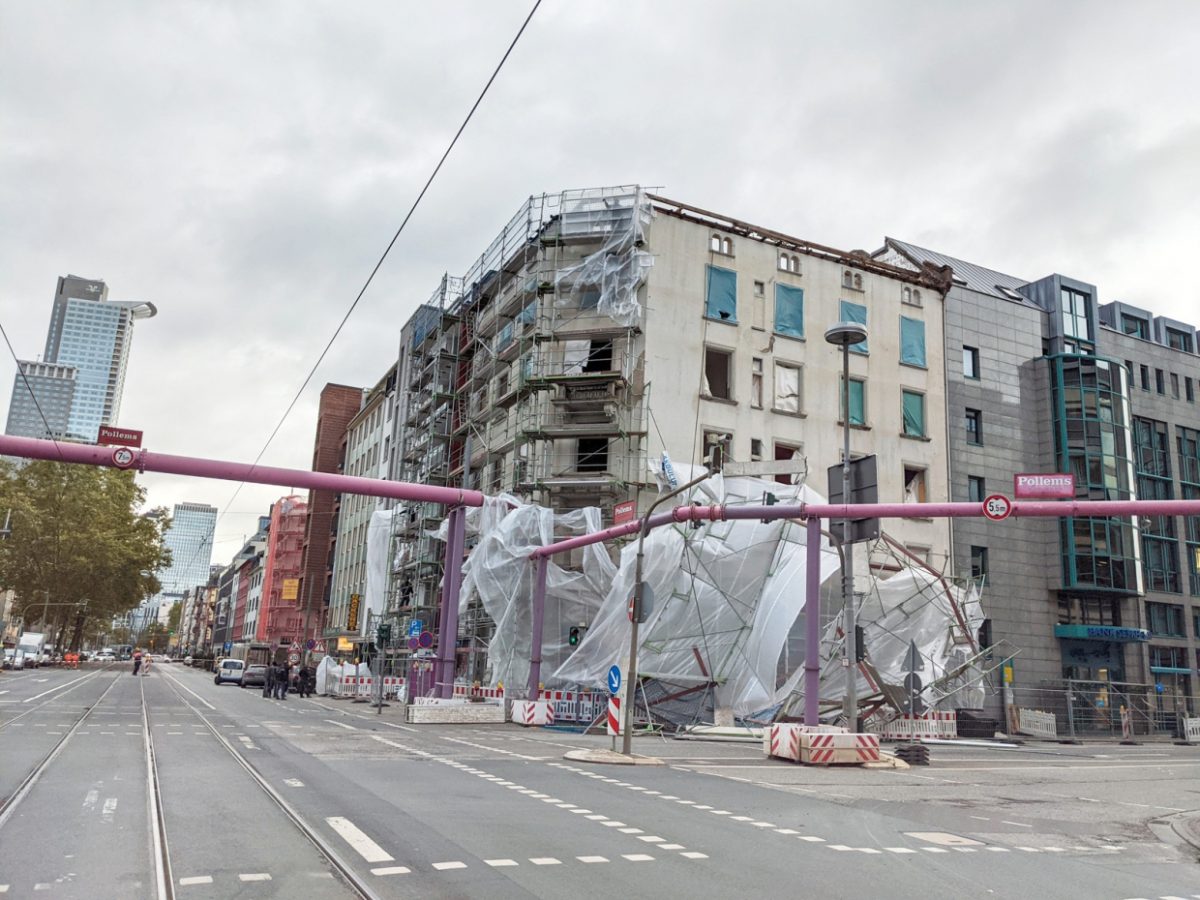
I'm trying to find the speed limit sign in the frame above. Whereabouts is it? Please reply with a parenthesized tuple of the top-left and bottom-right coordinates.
(982, 494, 1012, 521)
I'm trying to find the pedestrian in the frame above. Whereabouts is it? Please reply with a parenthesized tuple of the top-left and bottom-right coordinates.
(298, 663, 314, 698)
(132, 648, 143, 676)
(262, 662, 274, 698)
(276, 663, 290, 700)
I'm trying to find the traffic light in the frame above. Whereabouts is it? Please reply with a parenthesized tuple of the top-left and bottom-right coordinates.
(377, 623, 392, 645)
(568, 625, 586, 647)
(854, 625, 866, 663)
(761, 491, 778, 524)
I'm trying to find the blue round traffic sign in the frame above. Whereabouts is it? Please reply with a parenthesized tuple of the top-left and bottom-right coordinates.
(607, 665, 622, 695)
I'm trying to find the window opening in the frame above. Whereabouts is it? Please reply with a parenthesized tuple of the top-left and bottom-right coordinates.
(705, 265, 738, 322)
(902, 390, 926, 437)
(751, 357, 763, 409)
(904, 466, 927, 503)
(774, 362, 801, 414)
(963, 346, 980, 379)
(965, 408, 982, 444)
(576, 437, 609, 473)
(900, 316, 926, 367)
(703, 347, 733, 400)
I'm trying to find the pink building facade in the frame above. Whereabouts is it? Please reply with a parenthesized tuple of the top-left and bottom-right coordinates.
(256, 495, 308, 646)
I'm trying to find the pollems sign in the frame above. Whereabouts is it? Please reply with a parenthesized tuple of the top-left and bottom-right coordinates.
(1013, 473, 1075, 499)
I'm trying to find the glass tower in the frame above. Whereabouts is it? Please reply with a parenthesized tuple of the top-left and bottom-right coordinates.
(138, 502, 219, 632)
(6, 275, 156, 443)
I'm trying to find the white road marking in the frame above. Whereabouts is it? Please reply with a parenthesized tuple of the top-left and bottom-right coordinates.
(798, 836, 825, 842)
(530, 858, 561, 866)
(602, 821, 626, 827)
(23, 671, 97, 702)
(1002, 821, 1033, 828)
(858, 848, 884, 854)
(284, 779, 305, 787)
(829, 845, 854, 851)
(178, 876, 213, 886)
(0, 885, 9, 893)
(986, 847, 1011, 852)
(638, 836, 666, 843)
(371, 866, 410, 876)
(886, 848, 917, 854)
(709, 810, 731, 815)
(325, 720, 357, 731)
(432, 861, 467, 871)
(623, 854, 655, 862)
(101, 798, 118, 823)
(619, 827, 643, 834)
(238, 873, 271, 881)
(775, 829, 799, 835)
(921, 848, 950, 854)
(325, 817, 394, 863)
(485, 859, 519, 867)
(82, 789, 99, 812)
(750, 822, 775, 828)
(731, 815, 754, 822)
(680, 852, 708, 860)
(577, 856, 609, 864)
(586, 814, 607, 820)
(905, 832, 985, 847)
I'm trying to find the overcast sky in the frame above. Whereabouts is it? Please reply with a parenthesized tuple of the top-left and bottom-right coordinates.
(3, 1, 1199, 559)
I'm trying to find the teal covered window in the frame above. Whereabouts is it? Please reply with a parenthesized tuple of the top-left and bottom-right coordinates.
(774, 284, 804, 338)
(900, 316, 926, 367)
(839, 300, 867, 353)
(902, 389, 926, 437)
(839, 376, 865, 426)
(1178, 426, 1200, 593)
(705, 265, 737, 322)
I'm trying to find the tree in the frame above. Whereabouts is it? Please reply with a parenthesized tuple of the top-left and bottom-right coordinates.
(166, 600, 181, 634)
(0, 460, 171, 649)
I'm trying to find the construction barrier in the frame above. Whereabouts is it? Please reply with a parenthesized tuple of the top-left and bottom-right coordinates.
(800, 732, 881, 765)
(536, 689, 607, 723)
(1183, 717, 1200, 744)
(764, 723, 849, 761)
(511, 700, 555, 727)
(607, 696, 621, 736)
(453, 684, 505, 700)
(877, 711, 958, 741)
(1016, 708, 1058, 740)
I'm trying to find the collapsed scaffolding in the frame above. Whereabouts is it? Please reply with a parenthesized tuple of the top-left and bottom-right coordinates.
(386, 186, 655, 685)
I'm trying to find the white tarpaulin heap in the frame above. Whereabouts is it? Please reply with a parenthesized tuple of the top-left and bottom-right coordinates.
(363, 507, 401, 638)
(553, 473, 841, 716)
(456, 494, 616, 694)
(774, 563, 986, 715)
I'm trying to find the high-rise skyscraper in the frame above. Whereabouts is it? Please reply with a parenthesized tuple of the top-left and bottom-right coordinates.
(4, 274, 156, 442)
(134, 502, 218, 635)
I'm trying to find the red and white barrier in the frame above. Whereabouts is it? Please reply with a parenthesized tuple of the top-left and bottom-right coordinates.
(511, 699, 555, 727)
(801, 732, 880, 765)
(765, 723, 849, 762)
(607, 697, 621, 736)
(453, 684, 506, 699)
(877, 711, 957, 741)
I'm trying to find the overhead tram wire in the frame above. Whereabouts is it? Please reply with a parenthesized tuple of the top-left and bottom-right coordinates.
(206, 0, 544, 539)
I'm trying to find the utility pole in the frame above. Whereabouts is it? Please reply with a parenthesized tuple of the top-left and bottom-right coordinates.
(622, 469, 709, 756)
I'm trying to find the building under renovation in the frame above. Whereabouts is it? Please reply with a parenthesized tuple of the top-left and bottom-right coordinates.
(325, 185, 958, 693)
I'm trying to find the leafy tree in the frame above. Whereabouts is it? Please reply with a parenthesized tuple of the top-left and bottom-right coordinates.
(0, 460, 171, 650)
(166, 600, 181, 633)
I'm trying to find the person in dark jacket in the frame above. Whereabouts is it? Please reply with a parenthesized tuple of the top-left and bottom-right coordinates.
(275, 663, 290, 699)
(296, 664, 314, 698)
(262, 662, 275, 698)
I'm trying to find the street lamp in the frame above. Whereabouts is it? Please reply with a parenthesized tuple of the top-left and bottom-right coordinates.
(825, 320, 868, 731)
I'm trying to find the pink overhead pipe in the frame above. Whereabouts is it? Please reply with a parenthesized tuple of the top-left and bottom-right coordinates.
(0, 434, 485, 507)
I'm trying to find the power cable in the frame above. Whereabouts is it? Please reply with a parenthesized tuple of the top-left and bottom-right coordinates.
(0, 318, 66, 461)
(173, 0, 543, 614)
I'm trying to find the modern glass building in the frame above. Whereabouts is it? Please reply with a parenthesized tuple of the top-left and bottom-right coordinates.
(5, 275, 156, 443)
(135, 502, 218, 634)
(3, 361, 78, 440)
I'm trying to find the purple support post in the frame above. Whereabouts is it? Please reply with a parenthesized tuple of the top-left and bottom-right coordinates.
(804, 516, 822, 727)
(437, 507, 467, 698)
(527, 556, 549, 699)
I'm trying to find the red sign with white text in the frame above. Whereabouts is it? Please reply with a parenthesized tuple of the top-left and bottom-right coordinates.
(97, 425, 143, 448)
(613, 500, 637, 525)
(1013, 473, 1074, 499)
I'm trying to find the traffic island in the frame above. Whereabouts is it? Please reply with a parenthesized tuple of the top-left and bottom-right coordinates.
(563, 748, 665, 766)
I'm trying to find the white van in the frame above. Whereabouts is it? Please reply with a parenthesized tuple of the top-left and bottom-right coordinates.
(213, 658, 245, 685)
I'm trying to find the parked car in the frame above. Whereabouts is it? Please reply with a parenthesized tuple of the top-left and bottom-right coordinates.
(213, 658, 245, 685)
(95, 650, 116, 662)
(2, 648, 15, 669)
(240, 664, 268, 689)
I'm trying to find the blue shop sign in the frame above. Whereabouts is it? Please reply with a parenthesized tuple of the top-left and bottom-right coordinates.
(1053, 624, 1149, 643)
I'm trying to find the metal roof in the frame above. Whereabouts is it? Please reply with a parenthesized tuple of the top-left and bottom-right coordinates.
(882, 238, 1036, 304)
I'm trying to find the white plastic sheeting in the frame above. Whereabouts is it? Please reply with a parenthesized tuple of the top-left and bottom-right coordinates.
(363, 507, 401, 638)
(773, 564, 986, 715)
(457, 494, 616, 695)
(553, 189, 654, 328)
(553, 473, 841, 716)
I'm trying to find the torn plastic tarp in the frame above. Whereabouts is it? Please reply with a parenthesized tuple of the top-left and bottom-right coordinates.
(363, 507, 401, 638)
(456, 494, 615, 694)
(773, 564, 986, 716)
(552, 471, 841, 716)
(553, 189, 653, 328)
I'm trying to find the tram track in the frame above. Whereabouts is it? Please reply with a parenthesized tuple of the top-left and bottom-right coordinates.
(157, 671, 379, 900)
(0, 670, 122, 828)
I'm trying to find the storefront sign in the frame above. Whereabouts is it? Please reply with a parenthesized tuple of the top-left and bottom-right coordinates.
(613, 500, 637, 525)
(1054, 624, 1148, 642)
(1014, 473, 1074, 499)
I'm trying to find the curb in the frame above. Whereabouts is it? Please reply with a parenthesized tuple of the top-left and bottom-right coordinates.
(1167, 810, 1200, 853)
(563, 748, 665, 766)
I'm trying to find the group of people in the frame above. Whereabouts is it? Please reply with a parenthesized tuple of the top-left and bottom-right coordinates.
(262, 661, 314, 699)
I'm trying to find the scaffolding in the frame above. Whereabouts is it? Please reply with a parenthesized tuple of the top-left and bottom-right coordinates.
(385, 186, 654, 689)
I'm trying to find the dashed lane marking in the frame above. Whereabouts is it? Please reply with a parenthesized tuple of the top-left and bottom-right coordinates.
(623, 854, 655, 862)
(371, 866, 411, 876)
(283, 779, 305, 787)
(680, 852, 708, 860)
(485, 859, 519, 867)
(178, 876, 213, 886)
(238, 874, 271, 882)
(324, 720, 357, 731)
(577, 856, 608, 864)
(432, 862, 467, 871)
(326, 816, 394, 864)
(530, 858, 562, 866)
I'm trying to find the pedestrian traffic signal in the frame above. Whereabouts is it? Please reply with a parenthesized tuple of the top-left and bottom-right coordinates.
(568, 625, 586, 646)
(377, 623, 392, 644)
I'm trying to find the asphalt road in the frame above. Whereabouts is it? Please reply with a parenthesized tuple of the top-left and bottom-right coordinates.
(2, 663, 1198, 899)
